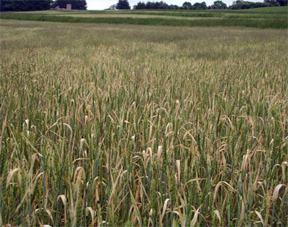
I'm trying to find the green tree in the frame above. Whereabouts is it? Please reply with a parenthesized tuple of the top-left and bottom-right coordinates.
(134, 1, 146, 9)
(0, 0, 51, 11)
(277, 0, 288, 5)
(192, 2, 207, 9)
(265, 0, 287, 5)
(182, 1, 193, 9)
(0, 0, 13, 11)
(169, 4, 179, 9)
(211, 0, 227, 9)
(146, 1, 155, 9)
(116, 0, 131, 9)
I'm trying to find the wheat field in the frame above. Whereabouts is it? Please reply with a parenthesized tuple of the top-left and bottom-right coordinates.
(0, 20, 288, 226)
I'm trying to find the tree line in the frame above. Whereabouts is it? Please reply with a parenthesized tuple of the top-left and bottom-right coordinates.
(231, 0, 287, 9)
(134, 1, 228, 9)
(0, 0, 286, 12)
(114, 0, 287, 10)
(114, 0, 227, 10)
(133, 1, 181, 9)
(0, 0, 87, 11)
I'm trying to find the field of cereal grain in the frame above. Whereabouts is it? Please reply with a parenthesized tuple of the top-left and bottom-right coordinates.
(0, 14, 288, 226)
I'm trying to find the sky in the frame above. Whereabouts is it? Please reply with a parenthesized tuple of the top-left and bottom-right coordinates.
(87, 0, 260, 9)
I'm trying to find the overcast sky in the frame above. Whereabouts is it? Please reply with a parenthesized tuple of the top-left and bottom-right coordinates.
(87, 0, 260, 9)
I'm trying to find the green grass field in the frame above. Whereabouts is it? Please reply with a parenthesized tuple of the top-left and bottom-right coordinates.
(1, 6, 288, 29)
(1, 17, 288, 226)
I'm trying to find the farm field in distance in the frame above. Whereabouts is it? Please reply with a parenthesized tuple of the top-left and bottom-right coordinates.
(1, 6, 288, 28)
(0, 7, 288, 227)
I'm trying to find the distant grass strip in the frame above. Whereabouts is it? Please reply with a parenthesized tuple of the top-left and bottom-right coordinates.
(242, 6, 288, 14)
(17, 8, 288, 20)
(112, 10, 287, 20)
(1, 12, 287, 29)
